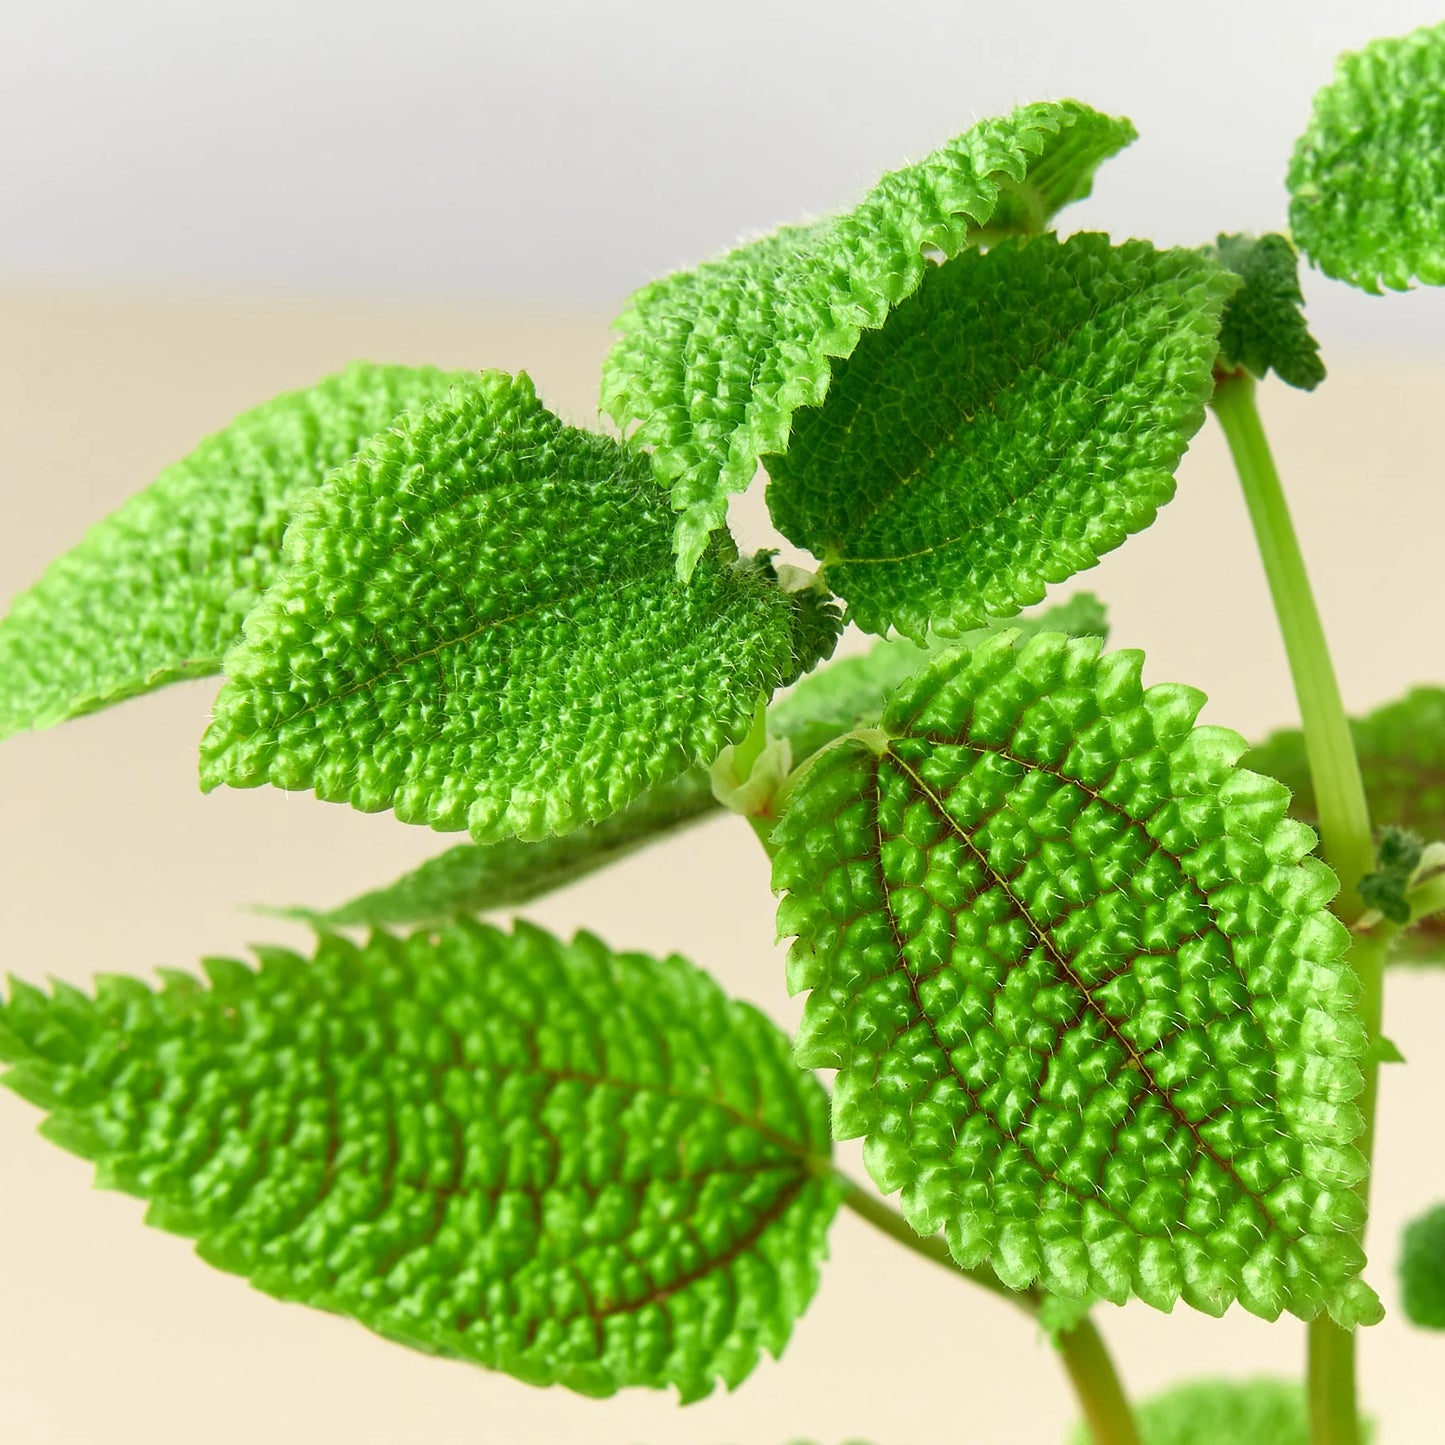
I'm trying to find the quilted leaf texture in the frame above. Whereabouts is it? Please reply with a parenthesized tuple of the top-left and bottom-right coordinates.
(601, 102, 1136, 577)
(1069, 1378, 1364, 1445)
(200, 371, 840, 843)
(297, 768, 718, 929)
(769, 593, 1108, 766)
(1400, 1202, 1445, 1328)
(1288, 21, 1445, 292)
(766, 234, 1235, 640)
(1211, 234, 1326, 391)
(0, 922, 840, 1399)
(0, 362, 470, 738)
(774, 632, 1378, 1324)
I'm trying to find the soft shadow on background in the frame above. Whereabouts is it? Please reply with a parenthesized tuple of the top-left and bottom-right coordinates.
(2, 3, 1445, 1442)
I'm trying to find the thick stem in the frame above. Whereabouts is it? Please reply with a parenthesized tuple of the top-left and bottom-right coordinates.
(837, 1176, 1141, 1444)
(1212, 373, 1382, 1445)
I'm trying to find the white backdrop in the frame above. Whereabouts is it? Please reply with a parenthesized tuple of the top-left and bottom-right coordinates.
(3, 0, 1445, 349)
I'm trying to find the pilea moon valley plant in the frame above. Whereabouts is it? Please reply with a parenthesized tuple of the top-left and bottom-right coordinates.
(4, 23, 1445, 1445)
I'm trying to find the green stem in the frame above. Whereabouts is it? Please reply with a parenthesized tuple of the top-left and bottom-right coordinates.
(837, 1178, 1141, 1444)
(837, 1175, 1025, 1310)
(1212, 372, 1382, 1445)
(1211, 374, 1375, 898)
(1058, 1317, 1145, 1445)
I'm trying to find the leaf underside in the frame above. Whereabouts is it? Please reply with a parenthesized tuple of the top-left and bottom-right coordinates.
(0, 363, 470, 739)
(766, 234, 1235, 641)
(1288, 21, 1445, 292)
(1211, 234, 1326, 391)
(293, 768, 719, 930)
(775, 633, 1376, 1324)
(601, 101, 1136, 576)
(770, 593, 1108, 765)
(0, 922, 840, 1400)
(1400, 1202, 1445, 1329)
(200, 371, 840, 844)
(1247, 685, 1445, 965)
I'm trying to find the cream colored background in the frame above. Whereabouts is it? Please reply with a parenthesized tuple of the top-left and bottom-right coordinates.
(1, 288, 1442, 1443)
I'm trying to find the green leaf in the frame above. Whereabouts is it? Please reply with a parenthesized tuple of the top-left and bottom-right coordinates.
(0, 363, 471, 739)
(1367, 1034, 1406, 1066)
(1288, 22, 1445, 293)
(1071, 1377, 1369, 1445)
(0, 922, 840, 1399)
(774, 631, 1376, 1324)
(1211, 234, 1326, 391)
(1247, 686, 1445, 838)
(289, 768, 719, 929)
(1246, 685, 1445, 964)
(1356, 826, 1425, 925)
(200, 372, 840, 843)
(1401, 1202, 1445, 1329)
(765, 234, 1236, 641)
(601, 102, 1136, 577)
(769, 593, 1108, 764)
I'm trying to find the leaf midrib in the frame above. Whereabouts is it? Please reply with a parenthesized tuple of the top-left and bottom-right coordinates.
(882, 741, 1287, 1238)
(816, 274, 1157, 567)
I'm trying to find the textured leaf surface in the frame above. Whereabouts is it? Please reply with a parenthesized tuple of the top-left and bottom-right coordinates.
(1071, 1378, 1346, 1445)
(601, 102, 1136, 575)
(775, 632, 1375, 1323)
(0, 922, 839, 1399)
(766, 234, 1235, 640)
(1288, 22, 1445, 292)
(769, 593, 1107, 764)
(1212, 234, 1325, 391)
(1400, 1202, 1445, 1328)
(1247, 686, 1445, 965)
(0, 363, 469, 738)
(295, 769, 719, 929)
(200, 372, 840, 842)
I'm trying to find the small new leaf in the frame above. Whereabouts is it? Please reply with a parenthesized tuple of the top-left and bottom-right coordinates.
(200, 372, 840, 843)
(775, 632, 1376, 1324)
(0, 922, 840, 1399)
(1400, 1202, 1445, 1329)
(767, 234, 1235, 640)
(0, 363, 470, 738)
(1356, 826, 1425, 925)
(290, 769, 718, 929)
(1211, 234, 1326, 391)
(601, 102, 1135, 576)
(1288, 22, 1445, 292)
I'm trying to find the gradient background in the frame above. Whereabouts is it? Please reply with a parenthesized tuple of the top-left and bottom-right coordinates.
(2, 4, 1443, 1441)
